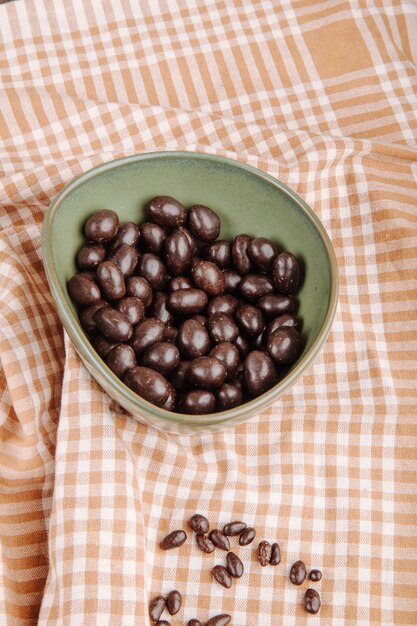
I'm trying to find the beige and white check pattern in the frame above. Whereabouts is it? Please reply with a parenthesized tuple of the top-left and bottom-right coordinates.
(0, 1, 416, 624)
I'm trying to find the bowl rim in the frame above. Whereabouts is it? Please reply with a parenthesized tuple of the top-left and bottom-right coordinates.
(42, 150, 339, 429)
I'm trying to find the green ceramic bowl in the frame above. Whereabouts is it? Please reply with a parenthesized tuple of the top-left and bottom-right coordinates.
(42, 151, 338, 433)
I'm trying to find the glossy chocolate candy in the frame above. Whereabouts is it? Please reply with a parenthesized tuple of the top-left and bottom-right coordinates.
(84, 209, 119, 243)
(267, 327, 303, 365)
(94, 307, 132, 342)
(188, 204, 220, 241)
(124, 366, 173, 407)
(67, 274, 101, 306)
(176, 319, 211, 360)
(76, 243, 106, 270)
(273, 251, 301, 294)
(147, 196, 187, 228)
(164, 228, 192, 276)
(243, 350, 277, 395)
(96, 260, 126, 300)
(188, 356, 227, 389)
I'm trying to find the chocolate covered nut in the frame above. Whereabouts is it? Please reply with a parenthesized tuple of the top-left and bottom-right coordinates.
(147, 196, 187, 228)
(216, 383, 243, 410)
(202, 240, 231, 267)
(226, 551, 244, 578)
(257, 294, 295, 318)
(108, 221, 140, 250)
(270, 542, 281, 565)
(289, 560, 307, 585)
(239, 527, 256, 546)
(159, 529, 187, 549)
(150, 292, 174, 326)
(189, 356, 227, 389)
(196, 533, 215, 554)
(167, 289, 208, 315)
(267, 327, 303, 365)
(149, 595, 166, 622)
(210, 342, 239, 381)
(223, 521, 247, 536)
(162, 384, 176, 411)
(141, 342, 180, 377)
(109, 244, 138, 277)
(258, 541, 272, 566)
(273, 251, 301, 294)
(208, 312, 238, 343)
(176, 319, 211, 360)
(92, 333, 118, 359)
(206, 616, 231, 626)
(79, 300, 108, 333)
(124, 366, 173, 407)
(211, 565, 232, 589)
(169, 276, 193, 292)
(189, 514, 210, 534)
(166, 590, 182, 615)
(243, 350, 277, 395)
(248, 237, 278, 273)
(126, 276, 153, 308)
(68, 274, 101, 306)
(106, 344, 136, 378)
(116, 296, 145, 325)
(309, 569, 322, 582)
(94, 307, 132, 342)
(235, 304, 264, 337)
(222, 268, 242, 294)
(155, 621, 170, 626)
(303, 589, 321, 614)
(84, 209, 119, 243)
(137, 253, 167, 291)
(187, 620, 202, 626)
(178, 390, 216, 414)
(232, 234, 253, 275)
(164, 228, 192, 276)
(76, 243, 106, 270)
(190, 314, 208, 327)
(96, 260, 126, 301)
(235, 334, 250, 358)
(239, 274, 274, 301)
(163, 325, 178, 344)
(130, 318, 166, 353)
(139, 221, 167, 255)
(188, 204, 220, 241)
(170, 361, 190, 391)
(209, 529, 230, 551)
(192, 260, 225, 297)
(267, 314, 300, 337)
(207, 294, 240, 317)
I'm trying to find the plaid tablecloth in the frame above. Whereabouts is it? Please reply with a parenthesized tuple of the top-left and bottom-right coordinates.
(1, 1, 416, 624)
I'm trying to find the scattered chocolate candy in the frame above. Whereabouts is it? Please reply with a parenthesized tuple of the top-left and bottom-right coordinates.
(270, 542, 281, 565)
(309, 569, 322, 582)
(69, 199, 306, 415)
(223, 521, 247, 536)
(239, 526, 256, 546)
(159, 529, 187, 550)
(289, 560, 307, 585)
(206, 615, 231, 626)
(196, 533, 215, 554)
(189, 514, 210, 534)
(187, 621, 202, 626)
(209, 529, 230, 551)
(211, 564, 232, 589)
(226, 551, 244, 578)
(258, 541, 272, 566)
(149, 595, 166, 622)
(303, 588, 321, 614)
(166, 589, 182, 615)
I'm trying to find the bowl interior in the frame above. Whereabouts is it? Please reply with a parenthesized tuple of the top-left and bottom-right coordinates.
(44, 152, 335, 431)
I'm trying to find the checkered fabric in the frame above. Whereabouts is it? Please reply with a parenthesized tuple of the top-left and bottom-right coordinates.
(0, 1, 416, 624)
